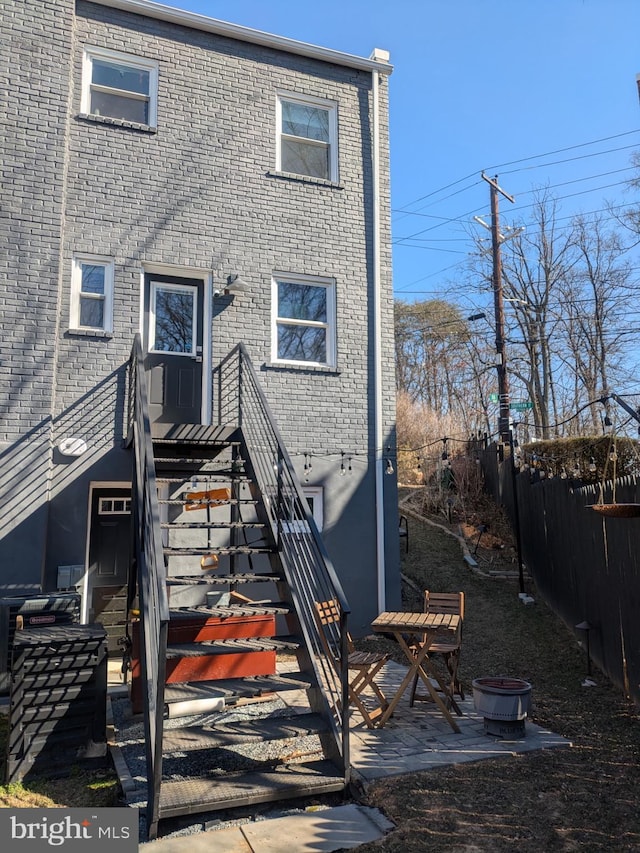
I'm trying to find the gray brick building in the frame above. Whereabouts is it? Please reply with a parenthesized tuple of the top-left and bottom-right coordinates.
(1, 0, 400, 638)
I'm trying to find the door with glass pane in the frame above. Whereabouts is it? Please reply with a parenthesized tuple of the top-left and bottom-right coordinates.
(144, 275, 204, 424)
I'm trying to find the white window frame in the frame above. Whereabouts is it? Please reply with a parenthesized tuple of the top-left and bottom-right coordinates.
(271, 273, 336, 368)
(98, 497, 132, 515)
(282, 486, 323, 534)
(70, 254, 114, 332)
(81, 45, 158, 127)
(302, 486, 324, 530)
(276, 91, 338, 182)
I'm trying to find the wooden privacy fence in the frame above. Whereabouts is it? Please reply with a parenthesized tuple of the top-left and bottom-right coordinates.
(478, 443, 640, 705)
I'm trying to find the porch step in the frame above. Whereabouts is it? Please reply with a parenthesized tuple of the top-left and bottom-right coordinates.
(151, 424, 239, 444)
(166, 637, 300, 658)
(156, 760, 345, 820)
(166, 573, 282, 586)
(158, 497, 258, 506)
(163, 546, 272, 557)
(156, 474, 250, 484)
(160, 521, 264, 529)
(161, 712, 329, 751)
(162, 670, 313, 705)
(170, 603, 290, 618)
(153, 457, 243, 467)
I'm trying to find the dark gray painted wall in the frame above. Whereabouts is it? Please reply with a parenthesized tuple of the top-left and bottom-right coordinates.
(2, 0, 400, 630)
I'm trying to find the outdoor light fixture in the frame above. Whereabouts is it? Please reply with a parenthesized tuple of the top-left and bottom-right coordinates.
(58, 437, 88, 457)
(214, 273, 250, 297)
(226, 274, 250, 293)
(575, 620, 594, 679)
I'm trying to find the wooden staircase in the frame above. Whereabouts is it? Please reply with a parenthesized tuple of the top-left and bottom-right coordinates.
(125, 407, 350, 840)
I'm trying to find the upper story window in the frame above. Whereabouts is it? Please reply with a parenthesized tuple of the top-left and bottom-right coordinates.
(272, 274, 336, 367)
(277, 93, 338, 181)
(82, 46, 158, 126)
(70, 255, 114, 332)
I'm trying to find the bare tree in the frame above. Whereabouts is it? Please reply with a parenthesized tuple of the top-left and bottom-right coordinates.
(395, 298, 493, 436)
(558, 213, 634, 431)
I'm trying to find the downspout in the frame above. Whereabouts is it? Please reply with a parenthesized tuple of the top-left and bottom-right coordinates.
(370, 51, 388, 614)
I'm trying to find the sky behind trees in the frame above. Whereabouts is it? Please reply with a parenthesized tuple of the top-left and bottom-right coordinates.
(172, 0, 640, 299)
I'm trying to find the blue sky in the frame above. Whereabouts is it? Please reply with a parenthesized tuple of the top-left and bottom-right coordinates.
(160, 0, 640, 307)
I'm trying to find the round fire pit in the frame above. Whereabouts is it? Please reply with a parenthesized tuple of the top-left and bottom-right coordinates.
(472, 676, 532, 738)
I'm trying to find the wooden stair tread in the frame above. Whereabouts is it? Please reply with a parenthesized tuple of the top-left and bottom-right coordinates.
(161, 712, 328, 752)
(166, 573, 282, 586)
(151, 424, 239, 443)
(165, 637, 300, 657)
(169, 604, 290, 618)
(163, 671, 313, 703)
(160, 521, 264, 530)
(156, 472, 252, 485)
(163, 546, 272, 556)
(158, 497, 258, 506)
(157, 759, 345, 819)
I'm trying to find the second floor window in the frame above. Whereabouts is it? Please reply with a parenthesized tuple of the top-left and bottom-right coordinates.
(70, 255, 114, 332)
(82, 46, 158, 126)
(277, 93, 338, 181)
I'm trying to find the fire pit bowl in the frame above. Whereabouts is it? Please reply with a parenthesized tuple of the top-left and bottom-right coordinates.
(472, 676, 532, 738)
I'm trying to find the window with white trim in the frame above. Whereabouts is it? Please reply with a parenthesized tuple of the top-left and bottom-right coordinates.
(99, 497, 131, 515)
(82, 46, 158, 126)
(282, 486, 323, 534)
(70, 255, 114, 332)
(277, 92, 338, 181)
(272, 275, 336, 367)
(302, 486, 323, 530)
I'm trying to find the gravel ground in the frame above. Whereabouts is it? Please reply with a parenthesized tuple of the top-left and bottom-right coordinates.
(111, 693, 338, 843)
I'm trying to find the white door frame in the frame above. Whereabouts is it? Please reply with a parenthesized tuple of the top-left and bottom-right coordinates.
(140, 263, 212, 424)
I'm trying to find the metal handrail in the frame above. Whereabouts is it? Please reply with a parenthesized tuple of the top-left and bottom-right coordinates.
(127, 334, 169, 841)
(214, 344, 351, 775)
(127, 336, 352, 832)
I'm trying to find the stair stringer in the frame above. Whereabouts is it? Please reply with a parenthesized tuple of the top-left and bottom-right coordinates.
(237, 431, 348, 777)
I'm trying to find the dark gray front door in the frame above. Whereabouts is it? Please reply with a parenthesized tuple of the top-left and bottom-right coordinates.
(87, 488, 131, 655)
(144, 274, 204, 424)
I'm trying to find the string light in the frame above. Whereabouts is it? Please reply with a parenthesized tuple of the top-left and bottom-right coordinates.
(386, 458, 394, 475)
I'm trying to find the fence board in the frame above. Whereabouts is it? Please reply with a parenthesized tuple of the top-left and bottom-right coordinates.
(479, 444, 640, 704)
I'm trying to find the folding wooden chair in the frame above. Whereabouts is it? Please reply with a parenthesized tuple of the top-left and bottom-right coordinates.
(409, 591, 465, 714)
(314, 600, 390, 728)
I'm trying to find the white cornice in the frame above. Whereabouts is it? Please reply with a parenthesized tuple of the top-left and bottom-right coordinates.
(92, 0, 393, 74)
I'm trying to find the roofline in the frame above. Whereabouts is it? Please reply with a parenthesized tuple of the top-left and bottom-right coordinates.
(92, 0, 393, 74)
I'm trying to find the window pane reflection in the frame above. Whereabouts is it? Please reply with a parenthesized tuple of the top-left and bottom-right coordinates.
(153, 287, 194, 353)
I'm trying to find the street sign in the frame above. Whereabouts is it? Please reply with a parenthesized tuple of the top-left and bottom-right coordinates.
(489, 393, 500, 403)
(511, 401, 533, 411)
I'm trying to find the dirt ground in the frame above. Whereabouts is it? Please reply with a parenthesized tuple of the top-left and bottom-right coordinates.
(355, 489, 640, 852)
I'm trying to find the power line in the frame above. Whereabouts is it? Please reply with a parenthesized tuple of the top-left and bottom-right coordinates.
(394, 129, 640, 217)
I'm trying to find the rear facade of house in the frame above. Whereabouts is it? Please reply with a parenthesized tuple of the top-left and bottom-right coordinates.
(1, 0, 400, 648)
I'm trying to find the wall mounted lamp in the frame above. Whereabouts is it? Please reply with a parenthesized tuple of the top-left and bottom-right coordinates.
(58, 437, 88, 457)
(214, 273, 251, 298)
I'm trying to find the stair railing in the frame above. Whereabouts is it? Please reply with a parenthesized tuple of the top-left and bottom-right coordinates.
(127, 334, 169, 841)
(215, 344, 351, 776)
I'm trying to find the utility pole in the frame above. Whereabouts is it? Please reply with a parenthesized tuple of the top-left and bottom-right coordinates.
(482, 172, 515, 445)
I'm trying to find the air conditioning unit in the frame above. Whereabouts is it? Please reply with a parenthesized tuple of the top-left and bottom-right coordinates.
(0, 592, 80, 694)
